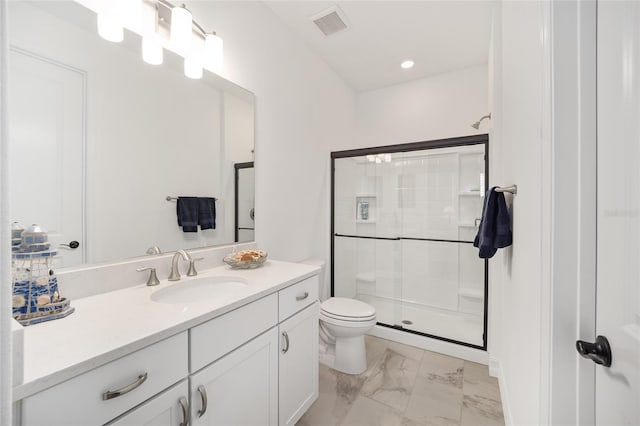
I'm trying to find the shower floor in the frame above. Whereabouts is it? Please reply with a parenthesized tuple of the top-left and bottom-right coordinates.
(357, 294, 484, 347)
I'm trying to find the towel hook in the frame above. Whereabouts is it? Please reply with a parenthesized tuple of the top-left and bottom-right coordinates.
(495, 185, 517, 195)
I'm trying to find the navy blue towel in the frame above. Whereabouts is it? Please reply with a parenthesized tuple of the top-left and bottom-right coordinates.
(473, 187, 513, 258)
(198, 197, 216, 230)
(176, 197, 199, 232)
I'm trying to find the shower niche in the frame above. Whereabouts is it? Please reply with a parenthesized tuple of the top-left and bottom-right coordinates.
(355, 195, 376, 222)
(331, 135, 488, 349)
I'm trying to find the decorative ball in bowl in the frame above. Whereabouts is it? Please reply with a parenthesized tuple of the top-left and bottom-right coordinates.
(223, 249, 268, 269)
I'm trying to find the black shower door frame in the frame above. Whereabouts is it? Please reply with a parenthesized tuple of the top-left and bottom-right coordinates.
(330, 134, 489, 351)
(234, 161, 254, 243)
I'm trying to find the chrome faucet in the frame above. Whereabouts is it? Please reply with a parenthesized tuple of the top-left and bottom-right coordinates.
(168, 249, 192, 281)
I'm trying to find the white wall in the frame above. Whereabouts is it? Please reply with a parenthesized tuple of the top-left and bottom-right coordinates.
(184, 1, 356, 267)
(489, 2, 551, 425)
(356, 65, 489, 148)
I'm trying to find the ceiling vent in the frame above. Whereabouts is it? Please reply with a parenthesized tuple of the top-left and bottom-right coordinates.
(311, 6, 349, 37)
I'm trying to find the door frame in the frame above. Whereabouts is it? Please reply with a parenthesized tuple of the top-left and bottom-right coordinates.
(0, 0, 12, 424)
(234, 161, 254, 243)
(544, 1, 597, 424)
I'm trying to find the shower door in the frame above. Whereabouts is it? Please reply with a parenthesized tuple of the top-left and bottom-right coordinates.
(331, 135, 488, 349)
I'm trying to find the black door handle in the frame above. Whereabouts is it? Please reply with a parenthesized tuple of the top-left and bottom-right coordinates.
(576, 335, 612, 367)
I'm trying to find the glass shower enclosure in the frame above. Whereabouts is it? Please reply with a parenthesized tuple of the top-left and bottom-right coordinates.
(331, 135, 488, 349)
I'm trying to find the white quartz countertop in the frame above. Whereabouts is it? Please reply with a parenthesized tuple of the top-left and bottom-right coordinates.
(13, 260, 320, 400)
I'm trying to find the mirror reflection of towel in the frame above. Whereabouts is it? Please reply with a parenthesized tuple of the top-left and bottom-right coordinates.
(198, 197, 216, 230)
(473, 187, 512, 258)
(177, 197, 198, 232)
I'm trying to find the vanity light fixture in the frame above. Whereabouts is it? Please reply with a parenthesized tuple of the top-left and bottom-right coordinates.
(170, 4, 193, 49)
(96, 0, 224, 79)
(142, 36, 163, 65)
(97, 13, 124, 42)
(184, 55, 204, 79)
(204, 33, 224, 73)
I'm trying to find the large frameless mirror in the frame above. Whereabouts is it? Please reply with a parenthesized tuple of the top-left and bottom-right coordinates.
(8, 1, 255, 269)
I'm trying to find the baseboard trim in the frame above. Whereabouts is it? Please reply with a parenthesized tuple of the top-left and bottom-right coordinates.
(368, 325, 489, 364)
(492, 357, 514, 426)
(489, 356, 500, 378)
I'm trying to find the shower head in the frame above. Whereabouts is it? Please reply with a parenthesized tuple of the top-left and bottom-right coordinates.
(471, 113, 491, 129)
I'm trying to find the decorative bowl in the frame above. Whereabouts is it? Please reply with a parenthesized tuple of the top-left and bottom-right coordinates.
(223, 249, 268, 269)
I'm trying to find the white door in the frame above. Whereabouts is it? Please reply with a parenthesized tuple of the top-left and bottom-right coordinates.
(8, 48, 85, 267)
(593, 2, 640, 424)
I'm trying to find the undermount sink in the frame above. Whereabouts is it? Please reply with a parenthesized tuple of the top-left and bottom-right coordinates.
(151, 276, 249, 304)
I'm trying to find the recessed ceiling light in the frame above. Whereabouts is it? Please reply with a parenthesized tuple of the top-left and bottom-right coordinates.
(401, 60, 414, 69)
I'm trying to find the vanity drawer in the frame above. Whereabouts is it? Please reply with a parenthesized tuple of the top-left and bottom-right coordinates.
(190, 293, 278, 372)
(21, 332, 188, 426)
(279, 275, 319, 322)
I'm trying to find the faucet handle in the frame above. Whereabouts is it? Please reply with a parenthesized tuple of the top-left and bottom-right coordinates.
(187, 258, 204, 277)
(137, 267, 160, 286)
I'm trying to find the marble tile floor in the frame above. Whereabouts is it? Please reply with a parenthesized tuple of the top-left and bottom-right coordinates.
(297, 336, 504, 426)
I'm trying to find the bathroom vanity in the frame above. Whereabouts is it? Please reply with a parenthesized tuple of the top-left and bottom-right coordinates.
(12, 260, 319, 426)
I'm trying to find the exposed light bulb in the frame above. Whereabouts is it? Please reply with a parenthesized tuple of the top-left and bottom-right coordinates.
(401, 60, 414, 69)
(171, 5, 193, 50)
(184, 56, 203, 79)
(142, 37, 163, 65)
(384, 154, 392, 163)
(366, 155, 375, 162)
(97, 13, 123, 42)
(204, 33, 224, 73)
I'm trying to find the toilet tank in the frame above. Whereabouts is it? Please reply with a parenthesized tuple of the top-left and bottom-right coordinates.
(301, 259, 328, 301)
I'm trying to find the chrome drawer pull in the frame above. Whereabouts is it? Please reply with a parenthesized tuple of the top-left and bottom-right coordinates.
(282, 331, 290, 354)
(102, 372, 148, 400)
(197, 385, 208, 417)
(179, 397, 190, 426)
(296, 291, 309, 301)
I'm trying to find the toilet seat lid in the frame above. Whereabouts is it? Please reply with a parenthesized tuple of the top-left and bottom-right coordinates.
(321, 297, 376, 319)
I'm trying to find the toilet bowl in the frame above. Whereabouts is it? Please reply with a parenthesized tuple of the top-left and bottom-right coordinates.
(300, 259, 377, 375)
(319, 297, 376, 375)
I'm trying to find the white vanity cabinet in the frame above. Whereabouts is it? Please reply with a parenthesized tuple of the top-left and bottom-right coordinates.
(188, 276, 320, 426)
(17, 270, 320, 426)
(188, 293, 279, 426)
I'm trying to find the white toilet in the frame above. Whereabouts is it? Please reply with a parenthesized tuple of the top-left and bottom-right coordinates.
(319, 297, 376, 374)
(302, 259, 377, 375)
